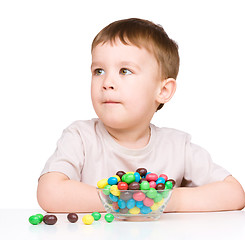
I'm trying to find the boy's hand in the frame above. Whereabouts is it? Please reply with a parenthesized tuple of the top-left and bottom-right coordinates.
(164, 175, 245, 212)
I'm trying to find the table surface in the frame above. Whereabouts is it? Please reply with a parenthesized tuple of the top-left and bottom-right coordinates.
(1, 209, 245, 240)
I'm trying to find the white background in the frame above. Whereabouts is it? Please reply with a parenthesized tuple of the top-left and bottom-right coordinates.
(0, 0, 244, 209)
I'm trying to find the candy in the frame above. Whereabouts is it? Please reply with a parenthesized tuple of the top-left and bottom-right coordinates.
(67, 213, 78, 223)
(103, 185, 111, 195)
(110, 185, 120, 196)
(118, 182, 128, 190)
(126, 198, 136, 209)
(104, 213, 114, 223)
(97, 168, 175, 217)
(123, 173, 135, 184)
(35, 214, 44, 223)
(133, 191, 146, 201)
(116, 170, 126, 179)
(128, 182, 140, 190)
(91, 212, 101, 221)
(140, 181, 150, 190)
(82, 215, 94, 225)
(129, 206, 140, 214)
(136, 168, 147, 177)
(97, 178, 108, 188)
(143, 197, 154, 207)
(146, 188, 157, 199)
(108, 177, 118, 185)
(29, 215, 40, 225)
(43, 215, 57, 225)
(146, 173, 158, 182)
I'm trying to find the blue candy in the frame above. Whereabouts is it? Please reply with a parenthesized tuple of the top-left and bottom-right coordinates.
(108, 177, 118, 185)
(156, 177, 165, 185)
(140, 206, 152, 214)
(126, 199, 136, 209)
(109, 193, 118, 202)
(136, 200, 144, 208)
(118, 199, 126, 209)
(134, 172, 141, 182)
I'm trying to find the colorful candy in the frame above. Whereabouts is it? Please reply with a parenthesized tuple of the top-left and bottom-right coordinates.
(97, 168, 175, 216)
(91, 212, 101, 221)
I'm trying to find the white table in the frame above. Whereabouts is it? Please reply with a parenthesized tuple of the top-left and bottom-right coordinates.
(1, 209, 245, 240)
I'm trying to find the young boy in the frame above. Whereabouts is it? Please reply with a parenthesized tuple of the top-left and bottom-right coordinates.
(37, 18, 245, 213)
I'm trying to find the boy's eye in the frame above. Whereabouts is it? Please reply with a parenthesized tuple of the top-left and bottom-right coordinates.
(120, 68, 132, 75)
(94, 69, 105, 76)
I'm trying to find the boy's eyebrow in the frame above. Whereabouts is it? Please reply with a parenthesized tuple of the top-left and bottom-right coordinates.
(91, 61, 141, 70)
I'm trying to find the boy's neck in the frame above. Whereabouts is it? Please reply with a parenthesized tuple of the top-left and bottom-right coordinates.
(104, 124, 151, 149)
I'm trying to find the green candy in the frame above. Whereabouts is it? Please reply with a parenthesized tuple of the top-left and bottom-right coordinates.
(146, 188, 157, 199)
(91, 212, 101, 221)
(161, 189, 170, 198)
(104, 213, 114, 223)
(140, 181, 150, 190)
(153, 193, 163, 203)
(165, 181, 173, 189)
(103, 185, 111, 195)
(123, 173, 135, 184)
(35, 214, 44, 223)
(29, 215, 40, 225)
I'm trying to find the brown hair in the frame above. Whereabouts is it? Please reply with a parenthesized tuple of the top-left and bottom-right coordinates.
(91, 18, 179, 111)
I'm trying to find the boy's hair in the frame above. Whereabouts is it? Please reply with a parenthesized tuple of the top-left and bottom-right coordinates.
(91, 18, 179, 111)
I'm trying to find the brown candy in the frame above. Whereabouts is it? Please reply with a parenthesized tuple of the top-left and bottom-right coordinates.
(43, 215, 57, 225)
(120, 191, 133, 201)
(116, 171, 126, 179)
(67, 213, 78, 223)
(156, 183, 165, 190)
(136, 168, 147, 177)
(128, 182, 140, 190)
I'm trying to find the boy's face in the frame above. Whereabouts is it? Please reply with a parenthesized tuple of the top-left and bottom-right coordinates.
(91, 39, 162, 130)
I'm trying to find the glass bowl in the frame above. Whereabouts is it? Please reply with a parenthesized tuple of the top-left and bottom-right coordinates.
(97, 188, 172, 221)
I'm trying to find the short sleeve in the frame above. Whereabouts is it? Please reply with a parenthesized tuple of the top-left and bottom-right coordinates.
(181, 136, 231, 187)
(39, 125, 85, 181)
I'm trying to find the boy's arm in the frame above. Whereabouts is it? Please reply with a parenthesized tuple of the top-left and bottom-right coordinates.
(164, 175, 245, 212)
(37, 172, 106, 213)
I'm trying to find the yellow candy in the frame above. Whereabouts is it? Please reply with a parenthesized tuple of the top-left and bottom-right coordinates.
(126, 171, 135, 174)
(129, 207, 140, 214)
(82, 215, 94, 225)
(112, 175, 121, 182)
(110, 185, 120, 196)
(150, 203, 159, 211)
(156, 198, 164, 207)
(97, 178, 108, 189)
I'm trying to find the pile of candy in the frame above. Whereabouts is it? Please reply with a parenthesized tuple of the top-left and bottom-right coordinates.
(29, 212, 114, 225)
(97, 168, 175, 215)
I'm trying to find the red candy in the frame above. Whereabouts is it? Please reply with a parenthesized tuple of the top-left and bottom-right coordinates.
(149, 181, 157, 188)
(143, 197, 154, 207)
(159, 174, 168, 181)
(146, 173, 158, 182)
(112, 202, 119, 210)
(133, 192, 146, 201)
(118, 182, 128, 190)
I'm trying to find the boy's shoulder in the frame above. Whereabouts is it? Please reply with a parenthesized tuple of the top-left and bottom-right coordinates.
(152, 123, 191, 141)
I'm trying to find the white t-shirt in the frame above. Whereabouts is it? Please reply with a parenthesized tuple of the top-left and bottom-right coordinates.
(40, 118, 230, 187)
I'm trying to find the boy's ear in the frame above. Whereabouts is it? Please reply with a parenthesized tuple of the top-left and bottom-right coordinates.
(156, 78, 177, 104)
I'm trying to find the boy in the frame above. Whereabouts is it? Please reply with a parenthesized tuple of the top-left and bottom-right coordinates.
(37, 18, 245, 213)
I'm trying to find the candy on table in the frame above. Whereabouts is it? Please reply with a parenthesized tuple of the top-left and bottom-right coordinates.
(67, 213, 78, 223)
(43, 215, 58, 225)
(82, 214, 94, 225)
(29, 214, 43, 225)
(104, 213, 114, 223)
(97, 168, 175, 215)
(91, 212, 101, 221)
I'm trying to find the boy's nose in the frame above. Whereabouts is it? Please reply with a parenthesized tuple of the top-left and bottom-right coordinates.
(102, 75, 116, 90)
